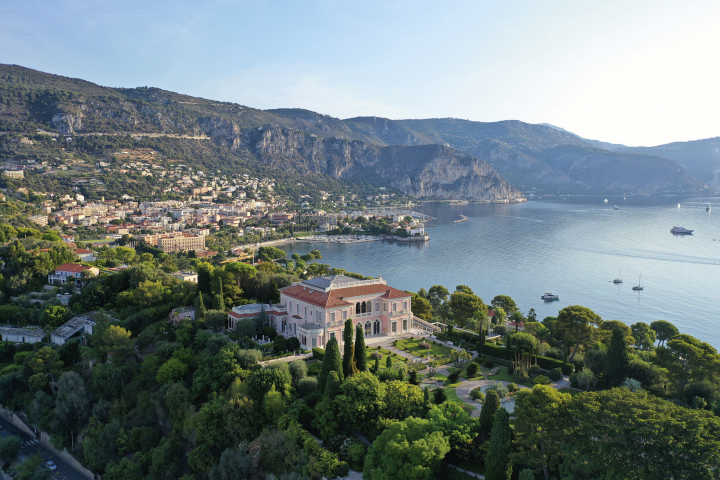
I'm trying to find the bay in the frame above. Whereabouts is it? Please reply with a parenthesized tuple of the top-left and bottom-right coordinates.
(283, 196, 720, 348)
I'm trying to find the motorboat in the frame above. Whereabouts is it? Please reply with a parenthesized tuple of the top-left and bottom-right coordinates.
(707, 205, 712, 212)
(613, 205, 619, 210)
(604, 199, 609, 203)
(541, 292, 559, 301)
(632, 275, 644, 291)
(671, 226, 694, 235)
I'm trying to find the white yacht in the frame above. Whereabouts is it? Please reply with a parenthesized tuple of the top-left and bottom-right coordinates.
(671, 226, 694, 235)
(613, 205, 619, 210)
(707, 205, 711, 212)
(541, 292, 559, 301)
(604, 199, 609, 203)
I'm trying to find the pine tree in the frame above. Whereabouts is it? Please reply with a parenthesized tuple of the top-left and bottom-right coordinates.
(342, 319, 354, 377)
(354, 324, 367, 372)
(485, 408, 513, 480)
(605, 328, 629, 387)
(318, 337, 344, 392)
(479, 389, 501, 439)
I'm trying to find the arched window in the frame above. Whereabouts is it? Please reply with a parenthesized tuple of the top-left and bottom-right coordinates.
(356, 303, 361, 315)
(367, 302, 372, 313)
(374, 319, 380, 334)
(361, 302, 366, 314)
(365, 321, 371, 335)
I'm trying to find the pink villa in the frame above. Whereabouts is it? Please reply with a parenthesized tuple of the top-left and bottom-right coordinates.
(227, 275, 416, 350)
(279, 275, 415, 349)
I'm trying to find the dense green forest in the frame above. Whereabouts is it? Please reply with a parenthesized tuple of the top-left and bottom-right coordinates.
(0, 244, 718, 479)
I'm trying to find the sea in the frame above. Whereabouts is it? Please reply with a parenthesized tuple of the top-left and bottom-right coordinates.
(282, 196, 720, 349)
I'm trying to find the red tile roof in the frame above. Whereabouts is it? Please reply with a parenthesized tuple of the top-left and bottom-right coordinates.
(55, 263, 94, 273)
(74, 249, 94, 254)
(281, 283, 411, 308)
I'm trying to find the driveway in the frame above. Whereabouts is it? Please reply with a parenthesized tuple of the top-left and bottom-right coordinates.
(0, 418, 90, 480)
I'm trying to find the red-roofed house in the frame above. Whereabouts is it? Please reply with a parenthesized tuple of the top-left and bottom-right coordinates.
(276, 275, 414, 349)
(48, 263, 99, 288)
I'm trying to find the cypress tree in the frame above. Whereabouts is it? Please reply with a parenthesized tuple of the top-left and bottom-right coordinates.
(324, 370, 341, 400)
(342, 319, 354, 377)
(373, 357, 380, 373)
(197, 264, 212, 296)
(348, 345, 359, 376)
(385, 355, 392, 369)
(197, 292, 207, 321)
(605, 328, 629, 387)
(213, 277, 225, 311)
(485, 408, 513, 480)
(479, 389, 501, 439)
(318, 337, 344, 392)
(354, 324, 367, 372)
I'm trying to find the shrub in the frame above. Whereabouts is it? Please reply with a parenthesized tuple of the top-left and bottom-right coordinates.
(529, 365, 543, 377)
(493, 325, 508, 336)
(544, 347, 565, 360)
(273, 336, 288, 352)
(447, 369, 460, 384)
(312, 347, 325, 360)
(548, 368, 563, 382)
(536, 356, 573, 375)
(533, 375, 550, 385)
(485, 381, 509, 401)
(370, 352, 383, 360)
(507, 383, 519, 393)
(237, 349, 263, 368)
(469, 388, 483, 401)
(483, 358, 495, 368)
(433, 388, 447, 404)
(569, 372, 579, 389)
(470, 389, 485, 402)
(298, 377, 318, 397)
(466, 362, 480, 378)
(287, 337, 300, 351)
(307, 362, 322, 376)
(419, 342, 431, 349)
(346, 442, 367, 471)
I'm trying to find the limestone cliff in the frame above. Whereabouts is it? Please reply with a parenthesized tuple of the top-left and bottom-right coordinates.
(241, 125, 522, 201)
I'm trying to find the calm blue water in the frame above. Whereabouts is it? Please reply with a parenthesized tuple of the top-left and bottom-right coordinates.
(284, 196, 720, 348)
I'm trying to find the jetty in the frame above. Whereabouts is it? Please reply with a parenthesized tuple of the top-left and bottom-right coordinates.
(453, 215, 469, 223)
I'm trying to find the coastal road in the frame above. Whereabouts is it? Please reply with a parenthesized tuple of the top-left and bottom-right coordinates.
(0, 418, 89, 480)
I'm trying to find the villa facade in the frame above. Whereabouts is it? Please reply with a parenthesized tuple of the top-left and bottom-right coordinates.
(276, 275, 414, 349)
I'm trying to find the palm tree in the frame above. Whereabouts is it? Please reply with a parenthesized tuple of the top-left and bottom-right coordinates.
(471, 310, 490, 357)
(511, 310, 525, 333)
(434, 303, 454, 327)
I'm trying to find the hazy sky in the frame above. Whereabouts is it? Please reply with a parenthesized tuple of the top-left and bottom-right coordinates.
(2, 0, 719, 146)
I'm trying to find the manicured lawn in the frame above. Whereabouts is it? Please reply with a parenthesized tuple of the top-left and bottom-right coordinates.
(558, 387, 583, 396)
(444, 386, 476, 411)
(394, 338, 453, 358)
(484, 366, 533, 387)
(366, 347, 407, 364)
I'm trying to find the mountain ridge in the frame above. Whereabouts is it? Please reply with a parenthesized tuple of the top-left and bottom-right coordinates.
(0, 64, 710, 196)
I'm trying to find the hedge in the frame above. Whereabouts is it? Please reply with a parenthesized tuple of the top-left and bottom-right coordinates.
(312, 347, 325, 360)
(480, 343, 573, 374)
(536, 355, 573, 375)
